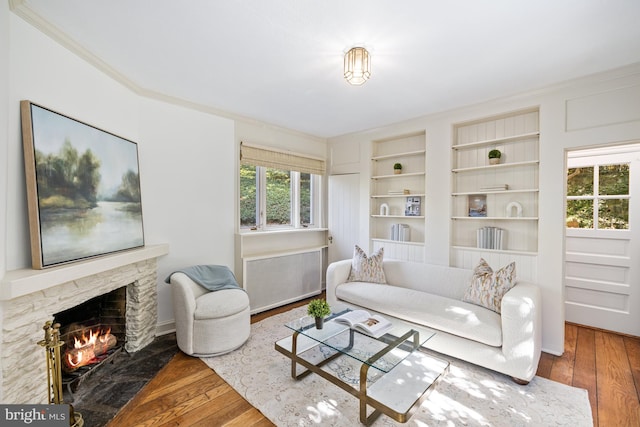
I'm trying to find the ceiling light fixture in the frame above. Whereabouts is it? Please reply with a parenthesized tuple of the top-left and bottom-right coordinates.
(344, 47, 371, 85)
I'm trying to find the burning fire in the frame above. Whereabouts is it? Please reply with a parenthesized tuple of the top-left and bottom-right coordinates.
(64, 327, 116, 371)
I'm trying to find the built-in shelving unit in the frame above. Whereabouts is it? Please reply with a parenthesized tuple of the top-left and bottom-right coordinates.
(450, 108, 539, 270)
(370, 132, 426, 262)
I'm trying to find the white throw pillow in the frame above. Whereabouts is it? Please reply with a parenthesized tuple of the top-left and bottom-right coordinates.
(347, 245, 386, 284)
(462, 258, 516, 314)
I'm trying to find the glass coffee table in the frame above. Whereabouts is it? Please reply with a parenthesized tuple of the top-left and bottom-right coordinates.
(274, 306, 449, 425)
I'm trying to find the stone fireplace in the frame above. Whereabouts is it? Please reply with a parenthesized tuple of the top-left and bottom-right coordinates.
(0, 244, 168, 404)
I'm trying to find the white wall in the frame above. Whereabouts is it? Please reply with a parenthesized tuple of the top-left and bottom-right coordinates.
(236, 120, 326, 157)
(327, 63, 640, 355)
(138, 99, 235, 330)
(0, 8, 328, 341)
(0, 0, 10, 402)
(6, 14, 141, 271)
(0, 0, 9, 280)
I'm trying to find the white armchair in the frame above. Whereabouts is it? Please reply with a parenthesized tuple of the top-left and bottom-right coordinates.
(170, 272, 250, 357)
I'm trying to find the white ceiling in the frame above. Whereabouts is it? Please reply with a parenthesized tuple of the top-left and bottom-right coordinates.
(14, 0, 640, 138)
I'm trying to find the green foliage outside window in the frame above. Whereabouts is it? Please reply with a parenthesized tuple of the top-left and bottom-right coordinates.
(567, 167, 593, 196)
(240, 164, 257, 226)
(566, 164, 629, 229)
(566, 199, 593, 228)
(266, 168, 291, 225)
(300, 173, 311, 224)
(599, 164, 629, 195)
(598, 199, 629, 230)
(240, 165, 312, 227)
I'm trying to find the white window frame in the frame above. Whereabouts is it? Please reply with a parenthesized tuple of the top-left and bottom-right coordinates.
(242, 166, 321, 231)
(567, 153, 630, 230)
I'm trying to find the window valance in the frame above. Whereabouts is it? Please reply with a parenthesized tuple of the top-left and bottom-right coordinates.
(240, 142, 326, 175)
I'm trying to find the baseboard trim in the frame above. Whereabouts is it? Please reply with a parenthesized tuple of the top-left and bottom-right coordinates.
(156, 320, 176, 337)
(566, 321, 640, 340)
(541, 347, 563, 356)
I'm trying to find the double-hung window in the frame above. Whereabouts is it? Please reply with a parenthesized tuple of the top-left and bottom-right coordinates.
(240, 143, 324, 230)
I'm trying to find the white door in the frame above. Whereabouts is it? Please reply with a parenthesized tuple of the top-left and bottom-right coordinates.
(328, 174, 360, 264)
(565, 145, 640, 336)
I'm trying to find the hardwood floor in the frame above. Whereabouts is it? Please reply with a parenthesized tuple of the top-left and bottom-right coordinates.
(109, 300, 640, 427)
(537, 323, 640, 427)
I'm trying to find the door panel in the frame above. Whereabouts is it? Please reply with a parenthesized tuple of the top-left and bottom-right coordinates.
(565, 146, 639, 336)
(328, 174, 360, 264)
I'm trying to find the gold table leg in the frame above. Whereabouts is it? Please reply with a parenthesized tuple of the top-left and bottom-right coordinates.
(358, 329, 419, 425)
(289, 329, 355, 379)
(276, 328, 427, 425)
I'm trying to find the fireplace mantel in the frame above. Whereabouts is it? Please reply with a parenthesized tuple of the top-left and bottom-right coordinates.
(0, 244, 169, 300)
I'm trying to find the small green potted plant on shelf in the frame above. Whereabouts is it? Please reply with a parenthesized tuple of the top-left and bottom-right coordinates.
(488, 149, 502, 165)
(393, 163, 402, 174)
(307, 298, 331, 329)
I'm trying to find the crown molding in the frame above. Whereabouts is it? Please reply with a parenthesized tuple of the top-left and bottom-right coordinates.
(10, 0, 139, 93)
(9, 0, 326, 142)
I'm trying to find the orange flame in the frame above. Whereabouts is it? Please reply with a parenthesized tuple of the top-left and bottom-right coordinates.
(65, 327, 112, 369)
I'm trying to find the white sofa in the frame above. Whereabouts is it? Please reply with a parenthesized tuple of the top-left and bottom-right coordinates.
(326, 259, 542, 383)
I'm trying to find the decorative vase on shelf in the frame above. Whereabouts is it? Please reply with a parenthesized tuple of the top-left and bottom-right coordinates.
(506, 201, 523, 218)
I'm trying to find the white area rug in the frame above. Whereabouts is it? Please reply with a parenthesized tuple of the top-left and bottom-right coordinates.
(202, 306, 592, 426)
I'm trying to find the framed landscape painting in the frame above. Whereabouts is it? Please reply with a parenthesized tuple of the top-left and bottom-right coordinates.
(20, 101, 145, 269)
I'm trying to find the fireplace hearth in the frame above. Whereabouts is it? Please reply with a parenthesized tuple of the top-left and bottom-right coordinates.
(69, 333, 177, 426)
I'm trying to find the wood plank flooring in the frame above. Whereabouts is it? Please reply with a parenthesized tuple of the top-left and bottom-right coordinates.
(109, 300, 640, 427)
(536, 323, 640, 426)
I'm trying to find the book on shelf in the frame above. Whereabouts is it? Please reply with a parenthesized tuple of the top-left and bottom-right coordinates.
(333, 310, 393, 338)
(388, 189, 410, 195)
(405, 196, 421, 216)
(476, 226, 506, 250)
(480, 184, 509, 191)
(390, 223, 411, 241)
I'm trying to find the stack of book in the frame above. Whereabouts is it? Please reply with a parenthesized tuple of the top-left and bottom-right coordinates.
(388, 189, 410, 195)
(391, 224, 411, 241)
(480, 184, 509, 191)
(476, 227, 505, 249)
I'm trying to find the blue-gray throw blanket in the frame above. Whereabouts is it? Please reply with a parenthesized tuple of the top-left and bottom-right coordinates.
(165, 265, 244, 292)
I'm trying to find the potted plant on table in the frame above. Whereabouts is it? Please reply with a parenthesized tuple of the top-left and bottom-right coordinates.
(393, 163, 402, 174)
(307, 299, 331, 329)
(488, 149, 502, 165)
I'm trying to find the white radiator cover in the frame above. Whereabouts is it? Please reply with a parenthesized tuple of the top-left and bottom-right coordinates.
(243, 249, 322, 314)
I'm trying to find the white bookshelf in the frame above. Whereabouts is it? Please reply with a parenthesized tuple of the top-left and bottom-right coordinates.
(370, 132, 426, 261)
(451, 108, 540, 265)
